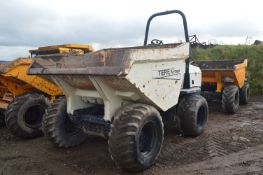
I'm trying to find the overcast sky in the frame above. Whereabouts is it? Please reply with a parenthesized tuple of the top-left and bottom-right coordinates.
(0, 0, 262, 60)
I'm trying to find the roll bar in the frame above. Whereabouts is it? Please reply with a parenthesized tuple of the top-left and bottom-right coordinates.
(143, 10, 191, 89)
(143, 10, 189, 46)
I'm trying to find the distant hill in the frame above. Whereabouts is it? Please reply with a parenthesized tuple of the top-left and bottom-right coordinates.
(192, 45, 263, 94)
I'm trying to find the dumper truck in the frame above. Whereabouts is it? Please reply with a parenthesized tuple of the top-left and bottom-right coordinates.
(193, 59, 249, 114)
(0, 44, 93, 139)
(0, 61, 11, 126)
(28, 10, 208, 172)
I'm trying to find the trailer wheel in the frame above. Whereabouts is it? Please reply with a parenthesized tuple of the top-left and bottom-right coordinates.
(109, 104, 164, 172)
(222, 85, 239, 114)
(5, 93, 49, 138)
(240, 83, 249, 105)
(44, 96, 87, 148)
(0, 109, 5, 127)
(177, 95, 208, 137)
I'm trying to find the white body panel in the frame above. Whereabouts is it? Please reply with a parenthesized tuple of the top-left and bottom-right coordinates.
(126, 60, 186, 110)
(189, 65, 202, 88)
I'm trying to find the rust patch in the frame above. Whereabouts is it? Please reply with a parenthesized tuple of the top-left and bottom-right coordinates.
(28, 43, 187, 76)
(193, 59, 245, 71)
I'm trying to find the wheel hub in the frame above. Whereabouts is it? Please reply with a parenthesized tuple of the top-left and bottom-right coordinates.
(139, 121, 155, 155)
(24, 105, 44, 129)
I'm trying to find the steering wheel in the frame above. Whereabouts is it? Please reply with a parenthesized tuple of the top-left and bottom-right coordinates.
(150, 39, 164, 45)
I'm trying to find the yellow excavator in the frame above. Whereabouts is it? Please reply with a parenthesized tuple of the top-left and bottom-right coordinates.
(0, 44, 93, 138)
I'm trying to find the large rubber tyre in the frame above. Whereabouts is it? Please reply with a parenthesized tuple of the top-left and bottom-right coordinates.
(177, 94, 208, 137)
(240, 83, 250, 105)
(44, 96, 87, 148)
(0, 109, 5, 127)
(222, 85, 239, 114)
(109, 104, 164, 172)
(5, 93, 49, 138)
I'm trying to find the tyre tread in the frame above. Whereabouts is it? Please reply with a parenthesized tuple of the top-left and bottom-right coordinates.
(108, 104, 164, 172)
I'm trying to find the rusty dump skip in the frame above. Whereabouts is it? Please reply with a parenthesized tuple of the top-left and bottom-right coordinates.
(192, 59, 246, 71)
(28, 43, 184, 76)
(0, 59, 32, 74)
(0, 58, 63, 97)
(193, 59, 247, 91)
